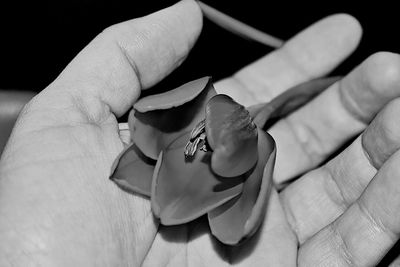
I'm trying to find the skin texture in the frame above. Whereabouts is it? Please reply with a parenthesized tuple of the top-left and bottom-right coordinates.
(1, 1, 400, 266)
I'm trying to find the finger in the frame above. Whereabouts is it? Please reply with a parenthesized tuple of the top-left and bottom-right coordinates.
(28, 0, 202, 121)
(388, 254, 400, 266)
(281, 70, 400, 243)
(215, 14, 362, 106)
(298, 149, 400, 267)
(272, 52, 400, 184)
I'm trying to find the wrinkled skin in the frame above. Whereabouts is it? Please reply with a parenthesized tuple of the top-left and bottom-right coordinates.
(2, 1, 400, 266)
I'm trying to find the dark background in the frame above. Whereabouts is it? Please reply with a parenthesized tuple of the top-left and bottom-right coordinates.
(0, 1, 399, 93)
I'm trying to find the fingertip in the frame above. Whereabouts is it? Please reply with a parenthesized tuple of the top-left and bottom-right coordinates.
(51, 0, 205, 119)
(116, 0, 203, 89)
(287, 12, 362, 57)
(319, 13, 362, 46)
(183, 0, 204, 25)
(363, 52, 400, 93)
(286, 12, 362, 46)
(167, 0, 204, 45)
(341, 51, 400, 122)
(277, 13, 363, 84)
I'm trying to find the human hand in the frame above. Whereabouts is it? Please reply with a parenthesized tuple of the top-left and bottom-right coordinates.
(1, 0, 399, 266)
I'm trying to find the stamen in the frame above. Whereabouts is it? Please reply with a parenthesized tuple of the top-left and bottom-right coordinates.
(185, 120, 208, 157)
(189, 119, 206, 141)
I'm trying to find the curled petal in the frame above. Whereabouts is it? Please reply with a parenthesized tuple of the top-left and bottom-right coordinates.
(250, 76, 340, 130)
(110, 143, 156, 197)
(130, 77, 216, 159)
(151, 133, 243, 225)
(208, 129, 276, 245)
(134, 77, 213, 112)
(205, 95, 258, 177)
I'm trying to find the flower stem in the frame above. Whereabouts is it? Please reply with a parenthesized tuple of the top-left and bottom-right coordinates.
(197, 1, 284, 48)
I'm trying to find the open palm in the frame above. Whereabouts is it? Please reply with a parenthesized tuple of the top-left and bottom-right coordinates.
(1, 1, 400, 266)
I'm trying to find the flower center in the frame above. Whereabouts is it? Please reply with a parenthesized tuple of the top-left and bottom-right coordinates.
(184, 119, 210, 157)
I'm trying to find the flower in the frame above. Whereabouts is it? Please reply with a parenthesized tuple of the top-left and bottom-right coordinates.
(110, 76, 339, 245)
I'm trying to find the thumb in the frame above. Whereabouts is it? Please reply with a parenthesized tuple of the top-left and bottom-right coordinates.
(40, 0, 203, 118)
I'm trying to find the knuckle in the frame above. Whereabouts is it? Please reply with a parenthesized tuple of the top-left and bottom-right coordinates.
(357, 201, 398, 244)
(286, 117, 328, 164)
(370, 98, 400, 147)
(322, 165, 350, 209)
(329, 224, 355, 266)
(362, 98, 400, 168)
(379, 98, 400, 132)
(341, 51, 400, 125)
(98, 23, 126, 45)
(98, 22, 141, 46)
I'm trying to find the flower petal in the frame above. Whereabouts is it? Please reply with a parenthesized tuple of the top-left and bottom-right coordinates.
(250, 76, 340, 130)
(131, 78, 216, 159)
(205, 94, 258, 177)
(110, 143, 156, 197)
(151, 132, 244, 225)
(134, 77, 212, 112)
(208, 129, 276, 245)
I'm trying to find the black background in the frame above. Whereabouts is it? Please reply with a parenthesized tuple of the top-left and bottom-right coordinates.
(0, 1, 399, 93)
